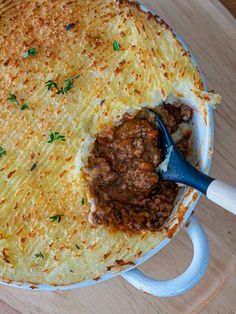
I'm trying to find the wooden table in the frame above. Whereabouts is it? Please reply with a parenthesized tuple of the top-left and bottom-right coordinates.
(220, 0, 236, 16)
(0, 0, 235, 313)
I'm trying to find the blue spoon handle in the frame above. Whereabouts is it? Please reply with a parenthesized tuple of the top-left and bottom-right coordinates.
(183, 167, 214, 194)
(167, 156, 215, 195)
(183, 162, 236, 215)
(158, 142, 214, 194)
(161, 157, 236, 215)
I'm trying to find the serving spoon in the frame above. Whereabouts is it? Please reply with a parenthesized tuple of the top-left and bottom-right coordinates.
(147, 109, 236, 215)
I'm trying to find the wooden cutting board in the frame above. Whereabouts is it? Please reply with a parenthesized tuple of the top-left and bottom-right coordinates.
(0, 0, 235, 313)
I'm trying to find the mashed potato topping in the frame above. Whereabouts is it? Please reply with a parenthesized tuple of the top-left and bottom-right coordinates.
(0, 0, 220, 285)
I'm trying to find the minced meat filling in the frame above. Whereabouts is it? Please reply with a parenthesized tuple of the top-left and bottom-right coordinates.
(86, 103, 192, 231)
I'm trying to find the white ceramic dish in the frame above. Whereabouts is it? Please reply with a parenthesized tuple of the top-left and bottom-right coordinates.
(1, 2, 214, 296)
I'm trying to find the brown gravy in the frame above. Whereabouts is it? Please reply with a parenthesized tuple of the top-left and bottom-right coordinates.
(86, 103, 192, 231)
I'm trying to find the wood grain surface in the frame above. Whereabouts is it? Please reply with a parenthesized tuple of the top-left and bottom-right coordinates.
(220, 0, 236, 16)
(0, 0, 236, 313)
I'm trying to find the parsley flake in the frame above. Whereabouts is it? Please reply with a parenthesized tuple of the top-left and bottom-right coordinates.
(81, 198, 85, 205)
(24, 48, 37, 58)
(100, 99, 105, 106)
(45, 75, 80, 95)
(69, 269, 74, 273)
(57, 76, 80, 95)
(48, 131, 66, 143)
(35, 252, 44, 259)
(20, 104, 29, 111)
(0, 147, 6, 158)
(45, 80, 58, 91)
(50, 214, 63, 223)
(8, 93, 18, 103)
(56, 78, 73, 95)
(30, 162, 38, 171)
(113, 40, 120, 51)
(8, 94, 29, 111)
(76, 244, 80, 250)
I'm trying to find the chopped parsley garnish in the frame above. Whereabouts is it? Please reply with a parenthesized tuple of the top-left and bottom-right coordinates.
(45, 75, 80, 95)
(56, 78, 74, 95)
(0, 147, 6, 158)
(100, 99, 105, 106)
(113, 40, 120, 51)
(35, 252, 44, 259)
(66, 22, 76, 31)
(45, 80, 58, 91)
(69, 269, 74, 273)
(30, 162, 38, 171)
(8, 93, 18, 104)
(20, 104, 29, 111)
(47, 131, 66, 143)
(24, 47, 37, 58)
(76, 244, 80, 250)
(8, 93, 29, 110)
(50, 214, 63, 223)
(81, 198, 85, 205)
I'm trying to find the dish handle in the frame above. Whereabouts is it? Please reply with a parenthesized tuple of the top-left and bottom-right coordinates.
(121, 216, 209, 297)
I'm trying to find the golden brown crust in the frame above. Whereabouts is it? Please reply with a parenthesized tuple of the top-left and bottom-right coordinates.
(0, 0, 220, 285)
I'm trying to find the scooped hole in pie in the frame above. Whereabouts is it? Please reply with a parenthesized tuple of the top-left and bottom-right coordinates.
(85, 103, 193, 232)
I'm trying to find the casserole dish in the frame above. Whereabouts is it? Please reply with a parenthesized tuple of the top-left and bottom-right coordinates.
(0, 0, 220, 296)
